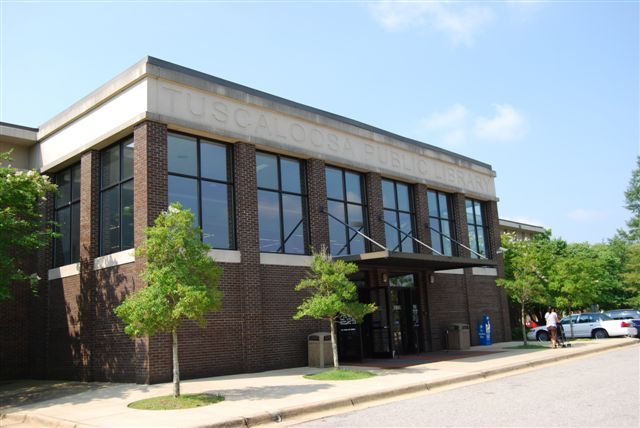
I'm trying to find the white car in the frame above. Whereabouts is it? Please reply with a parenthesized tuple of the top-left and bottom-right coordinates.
(526, 312, 638, 341)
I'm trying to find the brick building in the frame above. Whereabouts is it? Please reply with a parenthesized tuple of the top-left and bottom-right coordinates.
(0, 57, 509, 383)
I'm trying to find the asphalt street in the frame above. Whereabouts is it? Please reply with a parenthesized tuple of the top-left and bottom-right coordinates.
(296, 345, 640, 427)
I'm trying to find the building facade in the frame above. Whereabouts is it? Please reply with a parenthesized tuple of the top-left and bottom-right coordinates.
(0, 57, 509, 383)
(499, 218, 546, 241)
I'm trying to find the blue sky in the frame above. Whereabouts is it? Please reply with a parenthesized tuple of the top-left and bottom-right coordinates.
(1, 1, 638, 244)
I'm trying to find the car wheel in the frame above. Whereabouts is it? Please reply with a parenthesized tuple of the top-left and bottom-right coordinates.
(537, 331, 549, 342)
(593, 329, 608, 339)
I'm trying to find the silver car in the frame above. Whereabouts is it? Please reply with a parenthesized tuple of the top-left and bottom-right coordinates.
(527, 312, 638, 341)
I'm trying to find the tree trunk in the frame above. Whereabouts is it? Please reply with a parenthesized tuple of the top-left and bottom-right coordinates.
(172, 328, 180, 398)
(330, 317, 339, 369)
(521, 301, 528, 345)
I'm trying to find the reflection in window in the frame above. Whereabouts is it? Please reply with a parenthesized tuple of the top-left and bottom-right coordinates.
(167, 132, 235, 250)
(428, 190, 456, 256)
(256, 152, 307, 254)
(325, 167, 367, 256)
(382, 179, 415, 253)
(466, 198, 489, 259)
(54, 163, 81, 266)
(100, 138, 134, 255)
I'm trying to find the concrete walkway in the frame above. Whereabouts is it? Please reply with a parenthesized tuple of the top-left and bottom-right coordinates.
(1, 338, 638, 428)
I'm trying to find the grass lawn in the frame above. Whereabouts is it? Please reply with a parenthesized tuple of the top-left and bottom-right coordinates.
(128, 393, 225, 410)
(503, 344, 547, 350)
(304, 368, 376, 381)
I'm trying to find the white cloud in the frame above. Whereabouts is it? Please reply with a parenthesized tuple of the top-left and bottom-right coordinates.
(421, 103, 469, 130)
(567, 209, 606, 222)
(368, 1, 494, 46)
(418, 103, 527, 148)
(473, 104, 527, 141)
(441, 129, 467, 147)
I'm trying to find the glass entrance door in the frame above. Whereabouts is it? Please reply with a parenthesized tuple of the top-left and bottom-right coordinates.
(390, 287, 412, 355)
(388, 274, 421, 356)
(369, 287, 392, 357)
(355, 272, 422, 359)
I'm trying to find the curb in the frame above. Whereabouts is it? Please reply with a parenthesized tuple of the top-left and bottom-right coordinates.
(3, 340, 638, 428)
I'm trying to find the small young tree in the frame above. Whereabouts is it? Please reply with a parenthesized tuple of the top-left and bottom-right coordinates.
(0, 151, 57, 301)
(115, 203, 222, 397)
(293, 248, 376, 369)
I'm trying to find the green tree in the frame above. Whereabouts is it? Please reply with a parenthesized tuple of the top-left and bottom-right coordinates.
(591, 240, 628, 309)
(549, 243, 605, 338)
(496, 232, 559, 344)
(293, 248, 376, 368)
(621, 243, 640, 308)
(0, 151, 57, 301)
(620, 156, 640, 243)
(115, 203, 223, 397)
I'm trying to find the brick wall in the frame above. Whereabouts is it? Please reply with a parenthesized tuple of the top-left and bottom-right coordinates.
(307, 159, 329, 252)
(413, 183, 431, 253)
(365, 172, 386, 248)
(2, 119, 511, 383)
(133, 121, 169, 383)
(232, 142, 265, 374)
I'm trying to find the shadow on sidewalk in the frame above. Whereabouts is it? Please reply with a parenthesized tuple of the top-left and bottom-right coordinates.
(0, 380, 110, 412)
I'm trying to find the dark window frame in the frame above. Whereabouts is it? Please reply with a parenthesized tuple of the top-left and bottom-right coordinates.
(427, 189, 457, 257)
(382, 178, 416, 253)
(465, 198, 490, 259)
(256, 151, 309, 254)
(99, 137, 134, 256)
(325, 166, 369, 256)
(167, 131, 236, 250)
(53, 163, 81, 266)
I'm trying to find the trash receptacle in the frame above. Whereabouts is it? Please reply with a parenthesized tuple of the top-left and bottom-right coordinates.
(448, 323, 470, 350)
(308, 332, 333, 368)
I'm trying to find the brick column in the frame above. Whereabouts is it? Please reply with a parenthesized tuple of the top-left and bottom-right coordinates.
(306, 159, 329, 252)
(451, 193, 470, 258)
(76, 150, 101, 381)
(233, 142, 264, 372)
(365, 172, 386, 249)
(133, 121, 169, 384)
(485, 200, 510, 341)
(413, 184, 432, 254)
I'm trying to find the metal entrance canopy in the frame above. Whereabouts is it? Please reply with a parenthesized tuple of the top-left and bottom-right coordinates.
(335, 250, 498, 271)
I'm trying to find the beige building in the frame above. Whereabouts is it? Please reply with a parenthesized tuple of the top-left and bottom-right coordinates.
(499, 219, 546, 241)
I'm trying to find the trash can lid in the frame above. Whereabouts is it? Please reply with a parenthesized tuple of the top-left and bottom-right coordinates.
(308, 332, 331, 340)
(449, 323, 470, 330)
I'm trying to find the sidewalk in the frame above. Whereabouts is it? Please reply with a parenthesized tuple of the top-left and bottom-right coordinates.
(1, 338, 638, 428)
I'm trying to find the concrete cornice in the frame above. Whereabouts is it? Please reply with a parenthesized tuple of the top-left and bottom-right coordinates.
(145, 56, 494, 173)
(34, 55, 494, 174)
(499, 218, 546, 233)
(0, 122, 38, 146)
(36, 57, 150, 140)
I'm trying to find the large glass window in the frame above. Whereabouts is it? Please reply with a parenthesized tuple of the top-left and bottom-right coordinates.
(326, 166, 367, 256)
(100, 138, 134, 255)
(53, 163, 81, 266)
(167, 132, 235, 250)
(466, 198, 489, 259)
(257, 152, 307, 254)
(428, 190, 456, 256)
(382, 179, 415, 253)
